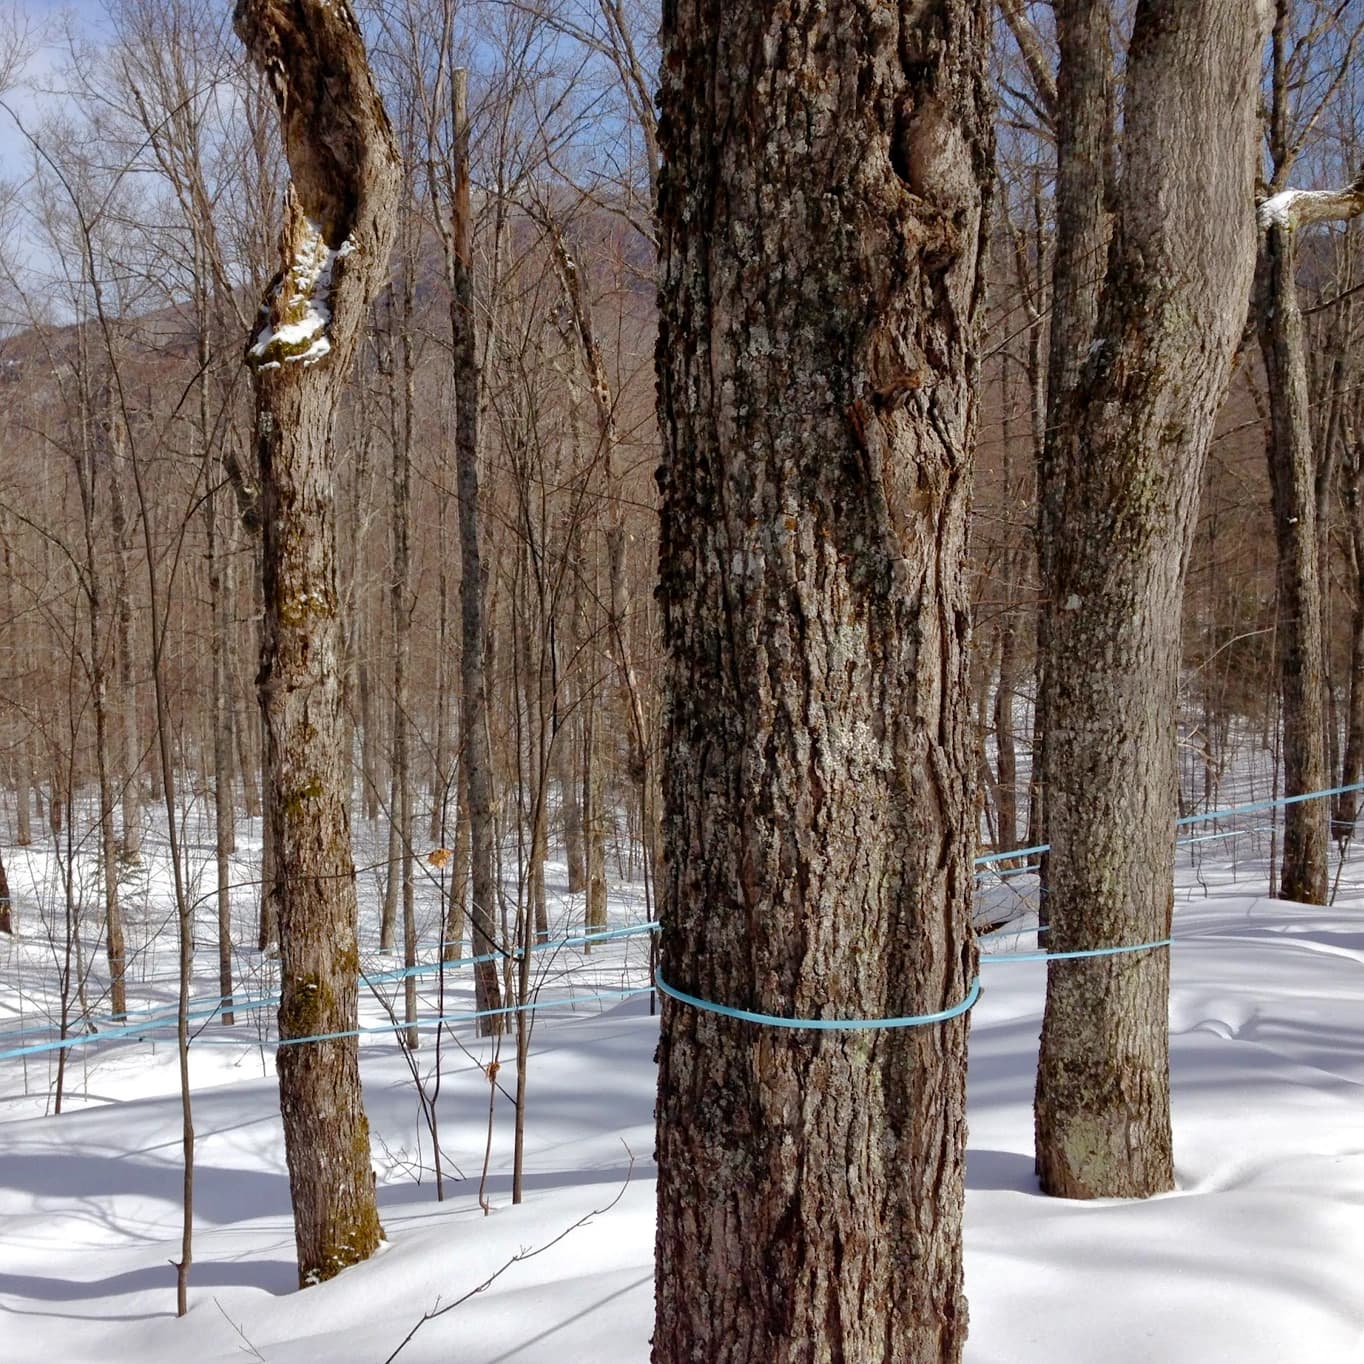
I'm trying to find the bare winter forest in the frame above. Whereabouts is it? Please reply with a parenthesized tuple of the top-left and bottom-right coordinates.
(0, 1, 1362, 1361)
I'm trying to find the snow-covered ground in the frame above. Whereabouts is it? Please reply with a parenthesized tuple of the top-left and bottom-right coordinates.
(1, 799, 1362, 1363)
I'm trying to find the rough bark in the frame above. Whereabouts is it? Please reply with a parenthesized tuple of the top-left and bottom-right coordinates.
(1034, 0, 1269, 1200)
(653, 2, 990, 1360)
(235, 0, 400, 1286)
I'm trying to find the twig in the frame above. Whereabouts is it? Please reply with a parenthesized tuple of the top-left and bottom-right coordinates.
(384, 1143, 636, 1363)
(213, 1296, 266, 1362)
(362, 972, 466, 1187)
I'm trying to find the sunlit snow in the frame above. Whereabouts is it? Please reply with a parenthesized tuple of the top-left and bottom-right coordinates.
(1, 796, 1361, 1362)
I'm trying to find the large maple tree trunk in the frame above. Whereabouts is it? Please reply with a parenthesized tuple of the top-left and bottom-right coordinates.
(235, 0, 400, 1286)
(653, 3, 990, 1360)
(1034, 0, 1268, 1200)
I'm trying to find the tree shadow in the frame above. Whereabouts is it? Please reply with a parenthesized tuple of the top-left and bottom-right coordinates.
(967, 1147, 1039, 1194)
(0, 1257, 295, 1305)
(0, 1150, 292, 1227)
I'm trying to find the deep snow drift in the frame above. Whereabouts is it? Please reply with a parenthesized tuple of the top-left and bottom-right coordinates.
(1, 809, 1362, 1363)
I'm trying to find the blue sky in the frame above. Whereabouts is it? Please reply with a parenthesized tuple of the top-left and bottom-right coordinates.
(0, 1, 111, 178)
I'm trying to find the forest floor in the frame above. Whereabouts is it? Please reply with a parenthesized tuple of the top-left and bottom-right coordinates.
(0, 796, 1361, 1362)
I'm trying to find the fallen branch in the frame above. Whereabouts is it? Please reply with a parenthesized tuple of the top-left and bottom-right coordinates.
(213, 1296, 266, 1362)
(383, 1143, 635, 1363)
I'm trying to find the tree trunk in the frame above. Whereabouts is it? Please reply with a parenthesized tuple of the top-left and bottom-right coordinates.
(558, 697, 585, 894)
(394, 285, 418, 1046)
(582, 681, 606, 934)
(108, 436, 141, 863)
(0, 840, 11, 935)
(444, 780, 469, 961)
(430, 549, 451, 844)
(546, 218, 655, 901)
(1034, 0, 1268, 1200)
(1252, 152, 1364, 897)
(449, 68, 503, 1034)
(653, 3, 989, 1359)
(1338, 418, 1364, 840)
(380, 766, 401, 950)
(236, 687, 262, 820)
(235, 0, 400, 1286)
(992, 361, 1022, 856)
(358, 633, 380, 822)
(15, 729, 32, 849)
(556, 371, 588, 896)
(90, 397, 127, 1020)
(1030, 0, 1115, 880)
(3, 530, 32, 851)
(1257, 224, 1329, 904)
(258, 789, 279, 953)
(515, 557, 550, 945)
(49, 767, 64, 839)
(208, 474, 236, 1026)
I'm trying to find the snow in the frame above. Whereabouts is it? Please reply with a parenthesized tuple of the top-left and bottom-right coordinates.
(246, 220, 345, 370)
(1257, 186, 1363, 230)
(2, 805, 1363, 1362)
(1259, 190, 1304, 228)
